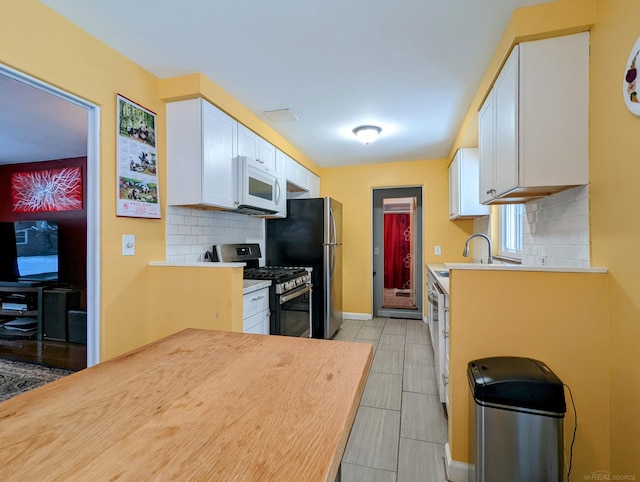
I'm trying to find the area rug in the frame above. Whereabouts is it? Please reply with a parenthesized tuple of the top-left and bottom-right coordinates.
(0, 359, 72, 402)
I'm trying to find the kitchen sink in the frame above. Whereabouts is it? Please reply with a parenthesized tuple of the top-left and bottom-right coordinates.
(435, 270, 449, 278)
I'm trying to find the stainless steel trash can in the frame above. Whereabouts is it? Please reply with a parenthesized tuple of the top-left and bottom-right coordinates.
(468, 356, 566, 482)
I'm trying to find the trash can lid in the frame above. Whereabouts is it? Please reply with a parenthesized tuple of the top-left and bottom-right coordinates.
(468, 356, 566, 414)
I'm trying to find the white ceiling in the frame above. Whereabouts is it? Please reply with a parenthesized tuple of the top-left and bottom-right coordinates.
(4, 0, 553, 168)
(0, 74, 87, 165)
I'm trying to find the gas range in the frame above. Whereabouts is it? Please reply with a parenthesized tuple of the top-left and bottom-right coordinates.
(209, 243, 313, 337)
(244, 267, 311, 294)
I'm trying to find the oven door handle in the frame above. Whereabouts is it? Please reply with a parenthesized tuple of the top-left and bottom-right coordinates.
(280, 284, 312, 304)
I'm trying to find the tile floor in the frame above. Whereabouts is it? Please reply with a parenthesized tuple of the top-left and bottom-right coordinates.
(334, 317, 449, 482)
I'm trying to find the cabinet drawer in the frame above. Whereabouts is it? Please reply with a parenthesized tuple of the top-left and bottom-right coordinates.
(243, 288, 269, 319)
(243, 309, 270, 334)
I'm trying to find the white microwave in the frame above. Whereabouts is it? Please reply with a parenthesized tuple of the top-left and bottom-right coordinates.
(235, 157, 281, 215)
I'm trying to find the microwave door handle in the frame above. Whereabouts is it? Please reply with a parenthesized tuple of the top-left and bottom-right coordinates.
(275, 178, 281, 205)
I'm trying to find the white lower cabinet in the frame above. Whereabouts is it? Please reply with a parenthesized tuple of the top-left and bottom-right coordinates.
(244, 309, 270, 335)
(243, 287, 270, 335)
(435, 286, 449, 410)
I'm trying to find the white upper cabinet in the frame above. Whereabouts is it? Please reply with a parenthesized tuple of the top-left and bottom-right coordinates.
(286, 156, 320, 199)
(478, 32, 590, 204)
(237, 124, 276, 172)
(166, 98, 237, 209)
(308, 172, 320, 198)
(449, 148, 489, 219)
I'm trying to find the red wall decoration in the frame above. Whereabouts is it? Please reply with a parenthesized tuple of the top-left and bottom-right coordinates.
(11, 166, 83, 213)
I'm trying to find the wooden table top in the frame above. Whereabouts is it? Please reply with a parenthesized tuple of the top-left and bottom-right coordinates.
(0, 329, 372, 481)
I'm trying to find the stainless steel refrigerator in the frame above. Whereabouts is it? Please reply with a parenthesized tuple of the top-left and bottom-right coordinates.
(266, 197, 343, 339)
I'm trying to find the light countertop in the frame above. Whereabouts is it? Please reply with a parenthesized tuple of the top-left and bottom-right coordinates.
(243, 279, 271, 294)
(149, 261, 244, 268)
(443, 263, 607, 274)
(427, 263, 449, 294)
(427, 263, 607, 296)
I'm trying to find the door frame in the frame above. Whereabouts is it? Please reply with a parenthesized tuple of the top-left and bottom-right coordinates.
(1, 64, 101, 366)
(372, 186, 423, 319)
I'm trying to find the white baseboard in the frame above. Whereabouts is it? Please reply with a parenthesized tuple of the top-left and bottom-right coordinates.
(342, 312, 372, 321)
(445, 443, 472, 482)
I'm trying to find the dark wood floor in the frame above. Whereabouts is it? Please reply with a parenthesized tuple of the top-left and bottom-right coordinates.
(0, 338, 86, 371)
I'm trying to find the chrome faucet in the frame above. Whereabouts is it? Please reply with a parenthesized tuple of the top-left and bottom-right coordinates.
(463, 234, 493, 264)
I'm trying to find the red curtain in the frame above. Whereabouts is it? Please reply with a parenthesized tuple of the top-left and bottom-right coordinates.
(384, 213, 411, 289)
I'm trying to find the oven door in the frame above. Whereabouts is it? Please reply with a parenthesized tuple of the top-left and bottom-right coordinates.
(278, 283, 312, 337)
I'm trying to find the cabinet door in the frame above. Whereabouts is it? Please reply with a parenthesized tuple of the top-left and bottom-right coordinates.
(478, 91, 495, 204)
(259, 138, 276, 171)
(493, 46, 519, 197)
(238, 124, 276, 172)
(448, 151, 460, 219)
(286, 155, 299, 185)
(237, 124, 259, 160)
(167, 99, 237, 209)
(308, 173, 320, 198)
(201, 102, 237, 208)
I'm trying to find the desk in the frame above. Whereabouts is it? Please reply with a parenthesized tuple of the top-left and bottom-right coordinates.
(0, 329, 372, 481)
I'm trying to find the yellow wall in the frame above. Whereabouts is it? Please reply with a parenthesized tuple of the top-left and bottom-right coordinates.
(449, 0, 640, 476)
(449, 269, 609, 478)
(148, 266, 244, 339)
(589, 0, 640, 475)
(320, 159, 475, 316)
(0, 1, 315, 361)
(1, 1, 167, 360)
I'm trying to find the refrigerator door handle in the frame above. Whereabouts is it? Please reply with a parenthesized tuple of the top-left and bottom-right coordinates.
(330, 207, 338, 245)
(331, 244, 336, 278)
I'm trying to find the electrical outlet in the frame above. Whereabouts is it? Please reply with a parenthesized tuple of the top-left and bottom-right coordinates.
(434, 245, 442, 256)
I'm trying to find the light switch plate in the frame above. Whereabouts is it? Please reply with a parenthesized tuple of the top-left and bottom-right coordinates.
(122, 234, 135, 256)
(434, 245, 442, 256)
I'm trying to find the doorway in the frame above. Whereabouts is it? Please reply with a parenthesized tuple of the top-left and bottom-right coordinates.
(0, 64, 100, 368)
(372, 187, 423, 319)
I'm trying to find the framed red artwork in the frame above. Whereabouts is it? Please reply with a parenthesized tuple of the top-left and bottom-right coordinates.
(11, 167, 83, 213)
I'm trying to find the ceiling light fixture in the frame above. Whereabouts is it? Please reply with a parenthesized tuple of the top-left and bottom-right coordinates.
(352, 125, 382, 145)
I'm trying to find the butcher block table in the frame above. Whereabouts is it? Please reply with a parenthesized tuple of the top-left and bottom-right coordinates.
(0, 329, 372, 481)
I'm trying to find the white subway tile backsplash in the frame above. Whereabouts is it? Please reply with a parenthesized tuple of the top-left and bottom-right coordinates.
(522, 186, 590, 267)
(165, 206, 265, 261)
(473, 186, 590, 267)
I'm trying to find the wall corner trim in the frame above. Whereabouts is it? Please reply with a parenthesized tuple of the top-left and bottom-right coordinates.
(445, 443, 471, 482)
